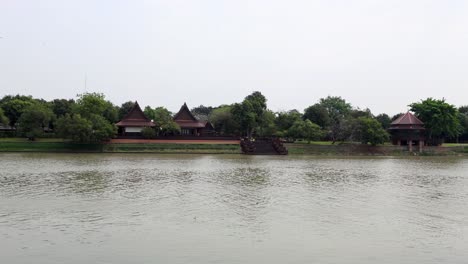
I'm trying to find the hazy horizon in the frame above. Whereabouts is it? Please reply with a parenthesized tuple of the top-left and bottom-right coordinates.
(1, 0, 467, 115)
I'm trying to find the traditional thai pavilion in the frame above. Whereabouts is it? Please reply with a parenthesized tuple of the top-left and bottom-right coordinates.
(173, 103, 214, 136)
(116, 102, 155, 136)
(389, 112, 425, 152)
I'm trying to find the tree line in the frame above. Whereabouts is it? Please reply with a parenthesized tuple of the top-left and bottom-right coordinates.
(0, 92, 467, 145)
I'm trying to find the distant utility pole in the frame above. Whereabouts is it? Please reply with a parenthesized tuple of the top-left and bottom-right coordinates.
(84, 73, 88, 92)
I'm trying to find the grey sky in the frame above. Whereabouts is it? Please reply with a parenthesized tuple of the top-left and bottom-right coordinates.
(1, 0, 467, 115)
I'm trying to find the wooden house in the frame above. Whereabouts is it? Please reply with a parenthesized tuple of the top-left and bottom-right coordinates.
(173, 103, 214, 136)
(116, 102, 156, 136)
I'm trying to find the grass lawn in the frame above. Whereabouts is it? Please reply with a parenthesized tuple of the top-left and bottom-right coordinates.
(0, 137, 71, 143)
(293, 141, 335, 145)
(442, 143, 468, 147)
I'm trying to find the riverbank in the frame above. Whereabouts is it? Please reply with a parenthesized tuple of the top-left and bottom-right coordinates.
(286, 142, 468, 156)
(0, 138, 467, 155)
(0, 139, 241, 154)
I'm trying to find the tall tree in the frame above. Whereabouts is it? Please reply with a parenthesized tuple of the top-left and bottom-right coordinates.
(209, 105, 240, 135)
(287, 119, 323, 143)
(0, 108, 9, 125)
(55, 114, 93, 143)
(355, 117, 389, 146)
(59, 92, 118, 142)
(257, 110, 276, 137)
(0, 95, 36, 126)
(75, 92, 118, 123)
(275, 110, 302, 133)
(375, 113, 392, 129)
(410, 98, 461, 145)
(318, 96, 352, 143)
(458, 106, 468, 142)
(50, 99, 75, 118)
(191, 105, 213, 121)
(231, 91, 267, 137)
(17, 103, 54, 140)
(152, 107, 180, 136)
(303, 104, 330, 128)
(143, 106, 156, 120)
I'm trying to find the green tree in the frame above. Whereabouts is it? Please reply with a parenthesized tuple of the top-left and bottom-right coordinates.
(141, 127, 157, 139)
(151, 107, 180, 136)
(375, 113, 392, 129)
(355, 117, 389, 146)
(57, 93, 118, 142)
(257, 110, 276, 137)
(50, 99, 75, 118)
(17, 103, 54, 140)
(410, 98, 461, 145)
(0, 95, 36, 126)
(144, 106, 156, 120)
(191, 105, 213, 121)
(458, 106, 468, 142)
(88, 115, 116, 141)
(55, 114, 93, 143)
(209, 105, 240, 135)
(317, 96, 352, 143)
(75, 92, 118, 123)
(287, 119, 323, 143)
(160, 121, 181, 136)
(303, 104, 330, 128)
(0, 108, 9, 125)
(350, 108, 373, 119)
(275, 110, 302, 132)
(231, 91, 267, 137)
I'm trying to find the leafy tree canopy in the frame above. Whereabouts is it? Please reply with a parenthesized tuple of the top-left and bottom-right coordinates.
(147, 106, 180, 136)
(0, 108, 9, 125)
(275, 110, 302, 132)
(287, 119, 323, 143)
(191, 105, 214, 121)
(209, 105, 240, 135)
(231, 91, 267, 137)
(303, 104, 330, 128)
(355, 117, 389, 146)
(50, 99, 75, 118)
(75, 93, 118, 123)
(375, 113, 392, 129)
(17, 103, 54, 140)
(0, 95, 37, 126)
(55, 114, 93, 143)
(410, 98, 461, 144)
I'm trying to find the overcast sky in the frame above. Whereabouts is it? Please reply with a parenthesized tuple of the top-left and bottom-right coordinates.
(1, 0, 467, 115)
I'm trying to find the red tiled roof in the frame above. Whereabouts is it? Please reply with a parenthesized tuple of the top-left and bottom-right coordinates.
(116, 101, 156, 127)
(389, 112, 424, 130)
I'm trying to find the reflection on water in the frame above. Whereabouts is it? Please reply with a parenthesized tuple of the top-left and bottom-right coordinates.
(0, 153, 468, 264)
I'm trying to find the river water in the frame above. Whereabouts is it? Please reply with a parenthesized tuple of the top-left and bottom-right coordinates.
(0, 153, 467, 264)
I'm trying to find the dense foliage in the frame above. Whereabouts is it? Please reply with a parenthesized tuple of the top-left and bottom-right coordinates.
(410, 98, 461, 145)
(1, 91, 466, 145)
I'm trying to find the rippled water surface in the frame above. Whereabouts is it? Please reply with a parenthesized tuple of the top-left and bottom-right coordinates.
(1, 153, 468, 264)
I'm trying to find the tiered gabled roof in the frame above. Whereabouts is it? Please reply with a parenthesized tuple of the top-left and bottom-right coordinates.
(389, 112, 425, 130)
(173, 103, 212, 129)
(116, 101, 156, 127)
